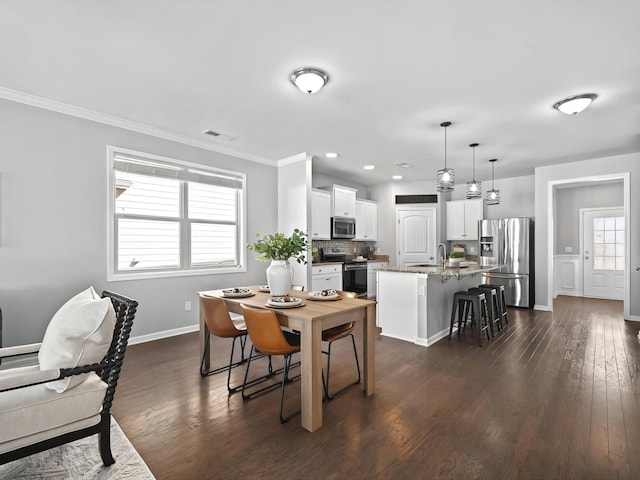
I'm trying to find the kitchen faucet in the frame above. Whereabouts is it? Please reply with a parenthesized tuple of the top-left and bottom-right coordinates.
(437, 243, 447, 268)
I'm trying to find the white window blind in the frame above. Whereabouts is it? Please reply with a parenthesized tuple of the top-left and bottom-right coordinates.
(109, 148, 246, 280)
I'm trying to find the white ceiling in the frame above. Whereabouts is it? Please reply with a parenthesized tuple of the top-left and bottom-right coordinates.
(1, 1, 639, 186)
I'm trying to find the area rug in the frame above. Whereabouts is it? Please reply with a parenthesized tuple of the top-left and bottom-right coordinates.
(0, 420, 155, 480)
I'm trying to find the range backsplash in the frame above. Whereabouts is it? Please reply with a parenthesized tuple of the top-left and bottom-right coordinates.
(312, 240, 375, 261)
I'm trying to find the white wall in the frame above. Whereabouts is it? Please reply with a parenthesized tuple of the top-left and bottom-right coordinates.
(311, 172, 369, 199)
(450, 174, 535, 219)
(0, 99, 279, 346)
(535, 153, 639, 319)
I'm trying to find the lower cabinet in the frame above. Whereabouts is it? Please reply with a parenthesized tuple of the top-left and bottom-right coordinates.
(367, 261, 389, 299)
(311, 264, 343, 292)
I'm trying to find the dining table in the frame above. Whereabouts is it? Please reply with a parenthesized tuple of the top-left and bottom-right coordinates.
(198, 286, 376, 432)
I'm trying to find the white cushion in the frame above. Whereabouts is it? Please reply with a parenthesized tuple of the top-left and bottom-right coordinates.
(0, 371, 107, 447)
(38, 287, 116, 393)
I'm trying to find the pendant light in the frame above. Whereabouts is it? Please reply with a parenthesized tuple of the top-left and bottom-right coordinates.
(436, 121, 455, 192)
(465, 143, 482, 199)
(486, 158, 500, 205)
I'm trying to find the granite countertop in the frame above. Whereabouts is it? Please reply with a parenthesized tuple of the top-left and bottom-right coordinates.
(311, 261, 344, 266)
(376, 263, 501, 279)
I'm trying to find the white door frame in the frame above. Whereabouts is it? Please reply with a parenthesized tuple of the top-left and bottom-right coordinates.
(579, 206, 624, 299)
(547, 172, 630, 319)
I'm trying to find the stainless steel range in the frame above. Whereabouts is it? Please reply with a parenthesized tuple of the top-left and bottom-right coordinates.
(321, 247, 368, 298)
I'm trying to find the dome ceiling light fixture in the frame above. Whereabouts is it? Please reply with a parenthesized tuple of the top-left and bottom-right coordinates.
(486, 158, 500, 205)
(465, 143, 482, 199)
(553, 93, 598, 115)
(436, 121, 455, 192)
(290, 67, 329, 95)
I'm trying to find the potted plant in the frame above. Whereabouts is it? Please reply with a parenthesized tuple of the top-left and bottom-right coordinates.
(247, 229, 308, 295)
(448, 250, 465, 266)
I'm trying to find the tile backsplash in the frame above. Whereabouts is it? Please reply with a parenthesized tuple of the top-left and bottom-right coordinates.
(312, 240, 375, 260)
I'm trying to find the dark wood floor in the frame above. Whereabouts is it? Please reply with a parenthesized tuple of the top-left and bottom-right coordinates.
(112, 296, 640, 479)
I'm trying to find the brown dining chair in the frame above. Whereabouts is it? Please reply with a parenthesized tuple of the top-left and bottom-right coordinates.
(322, 290, 361, 400)
(240, 305, 301, 423)
(199, 295, 253, 393)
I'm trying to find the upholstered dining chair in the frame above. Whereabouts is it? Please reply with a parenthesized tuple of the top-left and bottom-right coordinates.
(0, 288, 138, 467)
(240, 305, 301, 423)
(322, 290, 361, 400)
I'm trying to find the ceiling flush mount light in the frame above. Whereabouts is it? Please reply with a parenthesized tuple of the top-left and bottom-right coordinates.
(290, 67, 329, 95)
(325, 152, 339, 158)
(392, 175, 403, 180)
(466, 143, 482, 199)
(486, 158, 500, 205)
(363, 165, 375, 170)
(436, 121, 455, 192)
(553, 93, 597, 115)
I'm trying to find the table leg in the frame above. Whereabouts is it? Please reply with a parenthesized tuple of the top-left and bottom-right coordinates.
(363, 303, 376, 396)
(300, 319, 323, 432)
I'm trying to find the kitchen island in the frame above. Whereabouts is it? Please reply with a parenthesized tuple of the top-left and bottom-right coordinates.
(376, 264, 500, 347)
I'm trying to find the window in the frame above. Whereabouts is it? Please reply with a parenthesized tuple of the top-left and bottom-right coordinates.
(592, 216, 624, 271)
(108, 147, 246, 280)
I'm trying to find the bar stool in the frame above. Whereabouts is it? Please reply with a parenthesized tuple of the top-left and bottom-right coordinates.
(475, 285, 502, 332)
(449, 290, 491, 347)
(482, 283, 508, 326)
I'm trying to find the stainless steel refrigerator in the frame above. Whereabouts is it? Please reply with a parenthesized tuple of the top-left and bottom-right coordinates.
(479, 217, 534, 308)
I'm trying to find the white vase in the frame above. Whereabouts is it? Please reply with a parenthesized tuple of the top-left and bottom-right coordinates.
(266, 259, 293, 296)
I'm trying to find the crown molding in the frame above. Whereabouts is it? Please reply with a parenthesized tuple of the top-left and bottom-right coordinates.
(0, 86, 278, 167)
(277, 152, 311, 167)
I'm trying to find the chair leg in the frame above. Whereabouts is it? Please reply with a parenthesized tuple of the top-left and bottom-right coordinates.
(98, 414, 115, 467)
(324, 333, 361, 400)
(242, 347, 294, 400)
(200, 332, 252, 378)
(280, 354, 301, 423)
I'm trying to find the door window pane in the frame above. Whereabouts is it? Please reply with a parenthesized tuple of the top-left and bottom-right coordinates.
(592, 215, 624, 271)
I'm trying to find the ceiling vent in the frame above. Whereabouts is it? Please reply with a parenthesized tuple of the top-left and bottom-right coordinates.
(202, 129, 237, 142)
(394, 162, 414, 168)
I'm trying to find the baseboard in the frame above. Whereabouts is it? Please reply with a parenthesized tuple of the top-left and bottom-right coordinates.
(555, 291, 582, 297)
(534, 304, 553, 312)
(379, 332, 416, 345)
(129, 324, 199, 345)
(625, 314, 640, 322)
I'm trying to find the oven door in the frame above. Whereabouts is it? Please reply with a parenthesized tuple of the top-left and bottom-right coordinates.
(343, 264, 368, 297)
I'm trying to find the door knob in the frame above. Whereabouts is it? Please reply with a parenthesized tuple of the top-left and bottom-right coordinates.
(585, 256, 590, 260)
(636, 266, 640, 271)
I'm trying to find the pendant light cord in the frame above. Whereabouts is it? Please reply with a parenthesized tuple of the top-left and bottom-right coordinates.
(444, 125, 448, 169)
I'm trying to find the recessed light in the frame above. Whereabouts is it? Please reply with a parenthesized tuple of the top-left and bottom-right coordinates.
(363, 165, 375, 170)
(325, 152, 339, 158)
(392, 175, 403, 180)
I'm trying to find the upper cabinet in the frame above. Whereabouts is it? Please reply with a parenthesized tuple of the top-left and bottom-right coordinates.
(446, 199, 484, 240)
(331, 185, 357, 218)
(355, 199, 378, 241)
(311, 189, 331, 240)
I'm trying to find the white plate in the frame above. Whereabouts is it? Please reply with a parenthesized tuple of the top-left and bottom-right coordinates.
(266, 296, 304, 308)
(257, 285, 270, 293)
(308, 291, 340, 301)
(222, 288, 254, 298)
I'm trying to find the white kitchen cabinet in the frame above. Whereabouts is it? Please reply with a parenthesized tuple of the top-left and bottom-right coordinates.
(311, 189, 331, 240)
(367, 261, 388, 298)
(331, 185, 357, 218)
(446, 199, 483, 240)
(311, 264, 343, 291)
(355, 200, 378, 241)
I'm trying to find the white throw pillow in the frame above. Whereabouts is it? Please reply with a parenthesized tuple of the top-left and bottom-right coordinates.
(38, 287, 116, 393)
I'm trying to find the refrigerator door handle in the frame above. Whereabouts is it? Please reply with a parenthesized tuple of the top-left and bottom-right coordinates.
(483, 273, 526, 280)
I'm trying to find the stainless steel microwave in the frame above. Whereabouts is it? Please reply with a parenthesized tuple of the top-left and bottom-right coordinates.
(332, 217, 356, 239)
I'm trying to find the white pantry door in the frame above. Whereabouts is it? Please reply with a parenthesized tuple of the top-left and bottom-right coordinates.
(396, 206, 437, 266)
(582, 208, 624, 300)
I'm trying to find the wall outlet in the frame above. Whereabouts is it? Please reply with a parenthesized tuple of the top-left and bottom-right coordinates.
(468, 245, 476, 253)
(185, 301, 192, 311)
(565, 246, 573, 253)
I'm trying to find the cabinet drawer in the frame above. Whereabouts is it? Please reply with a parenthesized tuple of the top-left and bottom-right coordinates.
(312, 264, 342, 275)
